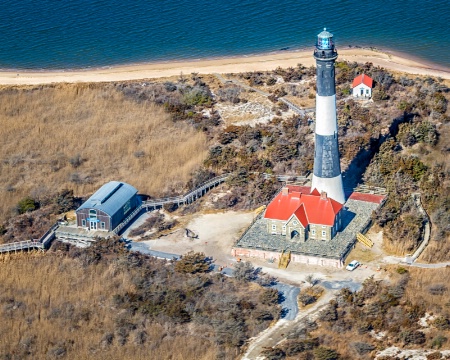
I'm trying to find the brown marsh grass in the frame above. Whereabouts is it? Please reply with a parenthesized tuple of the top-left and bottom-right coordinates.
(0, 253, 218, 360)
(404, 267, 450, 312)
(0, 84, 208, 221)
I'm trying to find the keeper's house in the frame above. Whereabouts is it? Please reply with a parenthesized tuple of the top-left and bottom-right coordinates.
(76, 181, 141, 232)
(352, 73, 374, 98)
(264, 186, 343, 241)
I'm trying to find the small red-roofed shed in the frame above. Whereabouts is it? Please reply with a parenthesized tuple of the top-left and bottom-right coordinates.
(352, 74, 374, 98)
(264, 186, 343, 242)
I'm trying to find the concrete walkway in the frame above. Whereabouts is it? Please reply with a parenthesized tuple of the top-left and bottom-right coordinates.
(241, 290, 336, 360)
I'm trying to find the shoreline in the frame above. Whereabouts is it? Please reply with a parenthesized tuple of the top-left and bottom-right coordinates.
(1, 47, 450, 85)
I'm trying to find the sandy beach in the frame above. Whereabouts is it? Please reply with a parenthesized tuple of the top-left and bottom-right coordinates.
(1, 48, 450, 85)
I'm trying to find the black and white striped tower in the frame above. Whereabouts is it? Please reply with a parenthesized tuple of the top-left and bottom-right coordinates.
(311, 28, 345, 204)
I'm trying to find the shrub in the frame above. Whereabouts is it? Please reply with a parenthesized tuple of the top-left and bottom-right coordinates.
(428, 284, 448, 295)
(260, 288, 280, 305)
(431, 335, 447, 349)
(433, 316, 450, 330)
(313, 347, 339, 360)
(17, 197, 38, 214)
(399, 330, 426, 345)
(318, 301, 338, 322)
(233, 261, 257, 282)
(175, 252, 211, 274)
(427, 352, 443, 360)
(298, 292, 316, 307)
(261, 348, 286, 360)
(351, 342, 375, 355)
(396, 267, 408, 274)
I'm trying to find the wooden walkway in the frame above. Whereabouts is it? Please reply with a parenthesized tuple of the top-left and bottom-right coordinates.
(142, 173, 230, 210)
(0, 171, 310, 252)
(113, 174, 230, 234)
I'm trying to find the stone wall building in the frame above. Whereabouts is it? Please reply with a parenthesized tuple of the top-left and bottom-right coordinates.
(263, 185, 343, 242)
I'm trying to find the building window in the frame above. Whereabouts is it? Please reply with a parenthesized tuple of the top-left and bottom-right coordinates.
(311, 229, 316, 236)
(271, 224, 277, 233)
(89, 209, 97, 219)
(101, 222, 105, 230)
(322, 225, 326, 228)
(293, 220, 298, 226)
(322, 230, 326, 237)
(366, 89, 370, 95)
(282, 225, 286, 235)
(82, 219, 86, 227)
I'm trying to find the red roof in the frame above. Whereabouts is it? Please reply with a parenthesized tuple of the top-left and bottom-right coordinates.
(264, 186, 343, 226)
(349, 192, 386, 204)
(352, 74, 373, 88)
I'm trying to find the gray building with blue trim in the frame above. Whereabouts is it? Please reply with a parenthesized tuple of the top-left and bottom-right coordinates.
(76, 181, 141, 232)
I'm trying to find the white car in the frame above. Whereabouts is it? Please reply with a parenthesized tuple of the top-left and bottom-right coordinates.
(346, 260, 360, 271)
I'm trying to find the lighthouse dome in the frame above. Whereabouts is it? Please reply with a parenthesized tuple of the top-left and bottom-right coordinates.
(317, 28, 334, 50)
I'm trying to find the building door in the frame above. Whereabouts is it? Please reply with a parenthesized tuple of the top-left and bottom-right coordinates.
(360, 88, 364, 96)
(90, 221, 97, 230)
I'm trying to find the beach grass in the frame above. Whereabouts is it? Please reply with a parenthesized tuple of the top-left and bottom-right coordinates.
(0, 83, 208, 221)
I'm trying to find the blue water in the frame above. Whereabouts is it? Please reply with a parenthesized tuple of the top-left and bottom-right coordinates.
(0, 0, 449, 70)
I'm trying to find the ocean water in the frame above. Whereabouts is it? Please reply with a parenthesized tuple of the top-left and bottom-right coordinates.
(0, 0, 449, 70)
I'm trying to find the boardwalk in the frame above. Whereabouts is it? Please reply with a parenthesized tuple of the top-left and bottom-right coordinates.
(0, 222, 59, 254)
(0, 240, 43, 254)
(113, 174, 230, 234)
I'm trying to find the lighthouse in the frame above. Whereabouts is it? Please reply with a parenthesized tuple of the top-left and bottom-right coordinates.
(310, 28, 345, 204)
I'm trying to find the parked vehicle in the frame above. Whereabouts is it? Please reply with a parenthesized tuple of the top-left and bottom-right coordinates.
(346, 260, 360, 271)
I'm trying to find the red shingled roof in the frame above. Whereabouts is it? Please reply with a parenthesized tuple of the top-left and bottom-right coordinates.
(352, 74, 373, 88)
(349, 192, 386, 204)
(264, 186, 343, 226)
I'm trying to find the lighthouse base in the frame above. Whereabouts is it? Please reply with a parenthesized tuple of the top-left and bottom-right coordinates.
(311, 174, 345, 204)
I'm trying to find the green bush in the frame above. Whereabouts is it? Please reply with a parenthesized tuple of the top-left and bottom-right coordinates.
(17, 197, 37, 214)
(313, 346, 339, 360)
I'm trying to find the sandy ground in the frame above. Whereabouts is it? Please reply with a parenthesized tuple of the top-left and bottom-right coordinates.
(2, 48, 450, 86)
(133, 210, 255, 266)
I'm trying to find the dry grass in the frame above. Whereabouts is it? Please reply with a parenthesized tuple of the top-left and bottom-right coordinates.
(404, 267, 450, 312)
(0, 253, 218, 360)
(0, 84, 208, 221)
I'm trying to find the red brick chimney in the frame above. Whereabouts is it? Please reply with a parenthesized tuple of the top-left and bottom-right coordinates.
(282, 187, 289, 196)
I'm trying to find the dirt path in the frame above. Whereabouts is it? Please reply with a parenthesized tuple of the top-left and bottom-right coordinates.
(241, 290, 336, 360)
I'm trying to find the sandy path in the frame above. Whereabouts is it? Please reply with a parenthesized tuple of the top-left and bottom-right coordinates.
(136, 210, 254, 266)
(1, 48, 450, 85)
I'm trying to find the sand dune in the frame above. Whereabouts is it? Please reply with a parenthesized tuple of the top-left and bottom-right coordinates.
(1, 48, 449, 85)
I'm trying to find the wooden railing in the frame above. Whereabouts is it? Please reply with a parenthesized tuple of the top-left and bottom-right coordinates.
(143, 174, 230, 210)
(0, 240, 43, 254)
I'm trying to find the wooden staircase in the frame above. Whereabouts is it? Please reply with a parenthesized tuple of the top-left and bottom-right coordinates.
(356, 232, 374, 248)
(278, 250, 291, 269)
